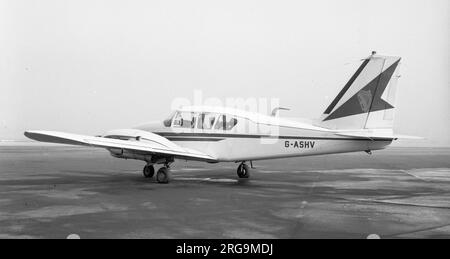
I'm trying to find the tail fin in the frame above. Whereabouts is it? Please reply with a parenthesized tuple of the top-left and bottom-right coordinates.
(318, 53, 401, 130)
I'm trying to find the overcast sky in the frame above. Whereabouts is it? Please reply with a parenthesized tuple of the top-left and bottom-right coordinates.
(0, 0, 448, 146)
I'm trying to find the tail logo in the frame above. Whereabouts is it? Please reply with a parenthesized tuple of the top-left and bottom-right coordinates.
(357, 90, 372, 112)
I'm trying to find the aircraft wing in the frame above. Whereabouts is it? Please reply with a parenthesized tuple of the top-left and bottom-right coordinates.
(24, 130, 217, 162)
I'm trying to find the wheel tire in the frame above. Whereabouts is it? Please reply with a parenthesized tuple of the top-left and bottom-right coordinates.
(156, 167, 171, 184)
(237, 163, 250, 178)
(143, 165, 155, 178)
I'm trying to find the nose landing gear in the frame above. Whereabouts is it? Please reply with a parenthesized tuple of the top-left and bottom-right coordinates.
(237, 162, 250, 179)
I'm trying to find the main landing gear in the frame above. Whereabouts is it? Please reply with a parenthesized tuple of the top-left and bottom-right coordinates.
(143, 164, 155, 178)
(156, 166, 171, 184)
(237, 162, 250, 179)
(142, 163, 171, 184)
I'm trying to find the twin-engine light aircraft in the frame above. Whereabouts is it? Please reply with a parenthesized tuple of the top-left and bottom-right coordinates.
(25, 53, 418, 183)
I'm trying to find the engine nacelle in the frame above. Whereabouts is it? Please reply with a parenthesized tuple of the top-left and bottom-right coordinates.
(102, 128, 182, 151)
(108, 148, 153, 162)
(108, 148, 123, 156)
(102, 128, 182, 163)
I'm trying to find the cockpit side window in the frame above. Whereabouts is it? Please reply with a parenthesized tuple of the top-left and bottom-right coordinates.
(197, 113, 217, 130)
(214, 115, 225, 130)
(226, 117, 238, 130)
(214, 114, 238, 130)
(172, 111, 197, 128)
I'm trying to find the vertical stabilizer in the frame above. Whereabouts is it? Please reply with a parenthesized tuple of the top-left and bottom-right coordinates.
(318, 53, 401, 130)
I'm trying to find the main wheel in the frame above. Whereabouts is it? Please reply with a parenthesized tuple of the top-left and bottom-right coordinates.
(237, 163, 250, 178)
(143, 165, 155, 178)
(156, 167, 171, 184)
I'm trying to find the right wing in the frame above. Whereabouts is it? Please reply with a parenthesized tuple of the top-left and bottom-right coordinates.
(24, 130, 217, 162)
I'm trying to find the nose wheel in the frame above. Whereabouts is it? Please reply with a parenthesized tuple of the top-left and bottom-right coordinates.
(237, 162, 250, 178)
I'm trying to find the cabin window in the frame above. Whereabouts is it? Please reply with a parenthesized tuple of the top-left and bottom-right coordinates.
(172, 111, 197, 128)
(226, 117, 238, 130)
(214, 115, 238, 130)
(197, 113, 217, 130)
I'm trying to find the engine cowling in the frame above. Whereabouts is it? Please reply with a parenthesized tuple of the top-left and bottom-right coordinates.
(102, 128, 182, 162)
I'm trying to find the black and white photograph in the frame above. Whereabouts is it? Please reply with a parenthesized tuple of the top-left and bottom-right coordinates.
(0, 0, 449, 244)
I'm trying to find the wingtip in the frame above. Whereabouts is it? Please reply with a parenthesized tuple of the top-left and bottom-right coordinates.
(24, 130, 46, 141)
(24, 130, 37, 135)
(24, 130, 37, 140)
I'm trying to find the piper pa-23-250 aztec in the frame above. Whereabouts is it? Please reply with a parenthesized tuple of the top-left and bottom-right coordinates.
(25, 53, 419, 183)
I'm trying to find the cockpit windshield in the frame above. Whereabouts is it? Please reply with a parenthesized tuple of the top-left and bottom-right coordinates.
(163, 111, 176, 127)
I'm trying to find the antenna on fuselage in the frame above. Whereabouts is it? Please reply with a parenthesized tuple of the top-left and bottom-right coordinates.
(271, 107, 290, 117)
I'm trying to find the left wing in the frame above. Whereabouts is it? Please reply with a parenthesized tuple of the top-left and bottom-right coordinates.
(24, 130, 217, 162)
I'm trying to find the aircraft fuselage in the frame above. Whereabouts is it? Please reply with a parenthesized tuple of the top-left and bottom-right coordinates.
(134, 120, 392, 162)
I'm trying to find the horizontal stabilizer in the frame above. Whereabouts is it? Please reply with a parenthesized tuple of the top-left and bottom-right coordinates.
(335, 130, 423, 140)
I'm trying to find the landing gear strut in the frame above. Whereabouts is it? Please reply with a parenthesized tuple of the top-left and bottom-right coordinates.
(143, 164, 155, 178)
(237, 162, 250, 179)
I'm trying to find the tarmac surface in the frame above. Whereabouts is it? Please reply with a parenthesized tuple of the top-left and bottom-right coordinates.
(0, 146, 449, 239)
